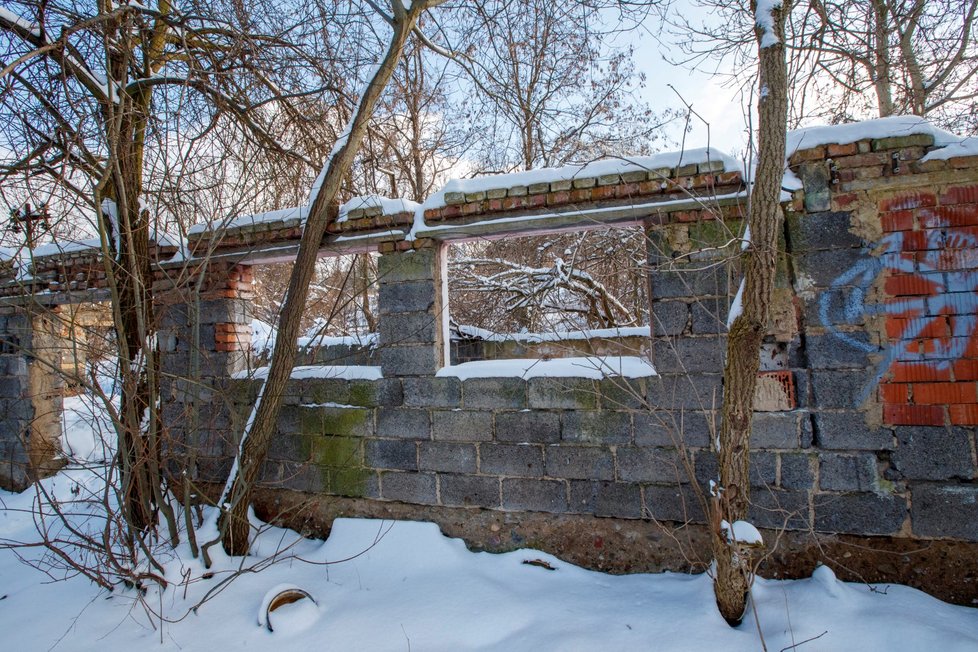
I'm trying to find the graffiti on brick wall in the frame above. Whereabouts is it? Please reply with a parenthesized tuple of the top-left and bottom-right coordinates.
(819, 205, 978, 408)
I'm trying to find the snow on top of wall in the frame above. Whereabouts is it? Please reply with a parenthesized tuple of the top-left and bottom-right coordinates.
(236, 364, 383, 381)
(921, 136, 978, 162)
(298, 331, 378, 349)
(32, 238, 104, 257)
(421, 148, 741, 210)
(338, 195, 420, 222)
(436, 356, 656, 380)
(188, 206, 307, 236)
(786, 115, 960, 157)
(454, 324, 650, 343)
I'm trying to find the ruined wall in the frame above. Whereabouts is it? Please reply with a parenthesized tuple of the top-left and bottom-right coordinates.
(1, 121, 977, 603)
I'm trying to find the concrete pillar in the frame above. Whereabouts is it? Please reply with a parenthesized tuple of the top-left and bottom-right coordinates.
(0, 305, 65, 491)
(156, 261, 253, 482)
(376, 242, 447, 377)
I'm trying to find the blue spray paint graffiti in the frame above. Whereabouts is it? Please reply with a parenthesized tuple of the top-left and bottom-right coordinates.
(819, 217, 978, 404)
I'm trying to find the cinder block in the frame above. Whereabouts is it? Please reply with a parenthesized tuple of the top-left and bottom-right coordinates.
(463, 378, 527, 409)
(528, 378, 598, 409)
(819, 453, 878, 491)
(780, 453, 815, 490)
(381, 471, 437, 505)
(432, 410, 492, 442)
(634, 410, 713, 448)
(749, 487, 811, 530)
(650, 300, 688, 336)
(403, 377, 460, 408)
(569, 480, 643, 518)
(502, 478, 568, 512)
(814, 492, 907, 535)
(750, 412, 801, 449)
(365, 438, 417, 471)
(495, 410, 560, 443)
(376, 408, 430, 440)
(480, 443, 544, 478)
(377, 248, 439, 283)
(652, 337, 726, 374)
(378, 280, 436, 314)
(642, 484, 704, 523)
(561, 411, 631, 445)
(419, 441, 477, 474)
(439, 473, 500, 507)
(891, 427, 975, 481)
(545, 445, 614, 481)
(911, 484, 978, 540)
(617, 446, 686, 484)
(379, 345, 439, 377)
(816, 412, 893, 450)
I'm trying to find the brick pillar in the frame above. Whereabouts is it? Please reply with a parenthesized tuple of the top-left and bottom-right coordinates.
(156, 262, 253, 482)
(0, 304, 65, 491)
(376, 241, 447, 377)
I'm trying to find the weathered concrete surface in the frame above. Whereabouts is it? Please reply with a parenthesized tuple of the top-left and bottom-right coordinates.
(249, 487, 978, 607)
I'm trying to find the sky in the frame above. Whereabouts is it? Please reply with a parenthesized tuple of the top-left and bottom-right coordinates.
(625, 2, 759, 158)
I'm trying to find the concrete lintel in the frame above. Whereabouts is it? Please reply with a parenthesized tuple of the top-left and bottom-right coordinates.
(414, 192, 747, 243)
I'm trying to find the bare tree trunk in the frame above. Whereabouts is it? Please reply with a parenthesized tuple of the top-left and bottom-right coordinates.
(711, 0, 789, 626)
(219, 1, 438, 556)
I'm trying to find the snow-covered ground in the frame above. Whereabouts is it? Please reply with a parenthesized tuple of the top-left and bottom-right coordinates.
(1, 394, 977, 651)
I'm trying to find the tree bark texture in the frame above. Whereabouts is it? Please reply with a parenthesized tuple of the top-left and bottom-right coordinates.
(712, 0, 789, 626)
(219, 1, 436, 556)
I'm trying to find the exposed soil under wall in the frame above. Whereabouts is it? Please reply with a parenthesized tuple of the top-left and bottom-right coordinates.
(248, 487, 978, 608)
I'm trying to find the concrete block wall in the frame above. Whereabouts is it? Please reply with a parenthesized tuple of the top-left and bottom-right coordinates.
(0, 306, 64, 490)
(0, 121, 976, 599)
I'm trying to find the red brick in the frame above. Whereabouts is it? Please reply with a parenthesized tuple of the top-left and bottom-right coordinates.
(948, 155, 978, 170)
(879, 383, 910, 404)
(885, 315, 949, 340)
(593, 185, 618, 200)
(614, 183, 641, 199)
(636, 180, 661, 195)
(691, 174, 716, 189)
(835, 152, 889, 169)
(423, 208, 440, 221)
(569, 188, 592, 202)
(912, 382, 977, 405)
(502, 197, 526, 211)
(441, 205, 462, 219)
(888, 362, 952, 383)
(935, 205, 978, 227)
(789, 146, 826, 163)
(881, 210, 914, 232)
(545, 191, 569, 206)
(939, 185, 978, 205)
(930, 248, 978, 271)
(716, 171, 743, 186)
(884, 273, 939, 296)
(527, 193, 547, 208)
(949, 404, 978, 425)
(833, 193, 859, 209)
(953, 359, 978, 381)
(883, 404, 945, 426)
(487, 198, 504, 211)
(879, 191, 937, 212)
(899, 230, 940, 251)
(827, 142, 858, 156)
(461, 201, 484, 215)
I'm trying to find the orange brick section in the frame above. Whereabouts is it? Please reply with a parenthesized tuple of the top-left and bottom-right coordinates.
(883, 404, 945, 426)
(949, 404, 978, 425)
(912, 382, 978, 405)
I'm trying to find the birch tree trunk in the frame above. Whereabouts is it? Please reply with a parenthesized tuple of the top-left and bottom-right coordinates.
(219, 0, 441, 556)
(712, 0, 789, 626)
